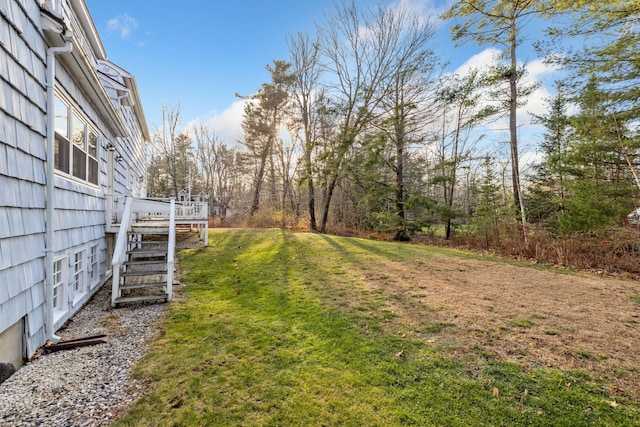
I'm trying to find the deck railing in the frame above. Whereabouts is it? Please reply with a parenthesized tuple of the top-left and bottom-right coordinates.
(167, 199, 176, 301)
(107, 195, 207, 224)
(111, 196, 133, 307)
(110, 197, 178, 307)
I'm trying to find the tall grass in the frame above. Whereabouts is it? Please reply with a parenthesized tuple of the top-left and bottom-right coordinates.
(424, 221, 640, 276)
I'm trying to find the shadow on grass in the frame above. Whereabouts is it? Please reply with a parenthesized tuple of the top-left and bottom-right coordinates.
(119, 229, 640, 427)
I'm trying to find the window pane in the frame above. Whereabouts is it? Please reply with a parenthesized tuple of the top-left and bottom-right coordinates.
(88, 131, 97, 158)
(73, 145, 86, 180)
(55, 133, 70, 174)
(54, 96, 68, 136)
(88, 157, 98, 185)
(72, 113, 85, 148)
(90, 245, 99, 281)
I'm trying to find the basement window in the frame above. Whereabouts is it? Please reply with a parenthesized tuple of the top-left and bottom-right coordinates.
(89, 244, 100, 289)
(53, 256, 68, 322)
(71, 249, 87, 305)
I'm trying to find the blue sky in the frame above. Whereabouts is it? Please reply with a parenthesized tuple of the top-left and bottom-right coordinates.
(85, 0, 560, 161)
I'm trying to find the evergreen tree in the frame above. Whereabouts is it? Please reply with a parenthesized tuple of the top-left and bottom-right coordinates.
(239, 60, 294, 216)
(555, 76, 637, 233)
(442, 0, 552, 228)
(526, 84, 571, 230)
(473, 155, 508, 245)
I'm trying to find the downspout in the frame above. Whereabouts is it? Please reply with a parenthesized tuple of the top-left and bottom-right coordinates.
(44, 31, 74, 342)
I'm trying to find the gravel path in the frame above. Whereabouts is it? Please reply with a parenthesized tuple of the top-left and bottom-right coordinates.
(0, 283, 166, 426)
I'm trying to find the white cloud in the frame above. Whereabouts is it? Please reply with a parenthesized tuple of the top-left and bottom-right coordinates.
(450, 49, 563, 129)
(453, 47, 502, 75)
(391, 0, 448, 26)
(201, 100, 247, 144)
(107, 14, 138, 39)
(520, 57, 562, 125)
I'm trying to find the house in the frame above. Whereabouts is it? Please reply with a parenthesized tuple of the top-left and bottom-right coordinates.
(177, 189, 209, 203)
(0, 0, 156, 376)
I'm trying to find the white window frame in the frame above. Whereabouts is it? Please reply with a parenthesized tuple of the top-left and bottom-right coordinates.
(53, 256, 68, 323)
(54, 92, 100, 187)
(71, 248, 87, 306)
(89, 244, 100, 289)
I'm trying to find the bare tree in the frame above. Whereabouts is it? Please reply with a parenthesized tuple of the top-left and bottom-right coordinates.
(315, 1, 401, 233)
(193, 122, 219, 216)
(431, 71, 496, 239)
(288, 32, 322, 231)
(373, 5, 439, 240)
(274, 135, 303, 226)
(150, 101, 184, 199)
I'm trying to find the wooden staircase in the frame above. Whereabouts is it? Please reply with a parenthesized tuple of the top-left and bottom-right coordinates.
(108, 196, 208, 307)
(114, 233, 171, 305)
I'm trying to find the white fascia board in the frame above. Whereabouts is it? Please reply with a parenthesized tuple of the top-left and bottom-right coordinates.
(68, 0, 107, 60)
(62, 37, 128, 138)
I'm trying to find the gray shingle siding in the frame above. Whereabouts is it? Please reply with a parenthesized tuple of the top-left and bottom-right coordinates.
(0, 1, 48, 359)
(1, 0, 149, 361)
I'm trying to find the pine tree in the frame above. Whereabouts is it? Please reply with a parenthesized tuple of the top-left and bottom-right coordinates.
(556, 76, 637, 233)
(526, 84, 571, 230)
(473, 155, 507, 246)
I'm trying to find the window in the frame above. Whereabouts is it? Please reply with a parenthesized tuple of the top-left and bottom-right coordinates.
(53, 257, 68, 320)
(71, 249, 87, 304)
(54, 97, 70, 174)
(89, 244, 100, 288)
(54, 94, 100, 185)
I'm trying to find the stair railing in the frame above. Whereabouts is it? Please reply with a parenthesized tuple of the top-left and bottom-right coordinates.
(111, 196, 133, 307)
(167, 198, 176, 301)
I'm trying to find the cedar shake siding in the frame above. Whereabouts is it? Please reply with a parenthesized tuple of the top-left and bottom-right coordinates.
(0, 0, 149, 368)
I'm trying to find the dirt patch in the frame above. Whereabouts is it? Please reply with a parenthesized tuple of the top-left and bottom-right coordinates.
(349, 254, 640, 398)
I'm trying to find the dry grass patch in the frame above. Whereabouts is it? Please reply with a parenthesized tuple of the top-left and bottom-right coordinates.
(329, 238, 640, 398)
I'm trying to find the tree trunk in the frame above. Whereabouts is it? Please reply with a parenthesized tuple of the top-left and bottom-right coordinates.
(318, 176, 338, 234)
(393, 135, 409, 241)
(509, 20, 527, 232)
(306, 143, 317, 231)
(250, 138, 272, 216)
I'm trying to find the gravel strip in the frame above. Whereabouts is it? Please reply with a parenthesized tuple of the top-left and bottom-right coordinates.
(0, 282, 166, 426)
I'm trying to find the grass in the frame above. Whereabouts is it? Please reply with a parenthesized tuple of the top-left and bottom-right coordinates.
(115, 229, 640, 426)
(510, 318, 535, 329)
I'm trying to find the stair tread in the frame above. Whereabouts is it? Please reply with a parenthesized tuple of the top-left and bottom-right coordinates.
(115, 294, 168, 304)
(127, 252, 168, 258)
(128, 239, 168, 243)
(124, 259, 167, 266)
(120, 282, 166, 290)
(127, 247, 168, 253)
(122, 268, 167, 277)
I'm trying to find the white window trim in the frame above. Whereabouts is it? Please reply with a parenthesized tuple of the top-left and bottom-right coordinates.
(53, 255, 68, 324)
(71, 248, 88, 306)
(89, 244, 100, 289)
(53, 91, 101, 188)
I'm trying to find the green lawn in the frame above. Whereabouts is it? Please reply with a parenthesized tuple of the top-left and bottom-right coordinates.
(115, 229, 639, 426)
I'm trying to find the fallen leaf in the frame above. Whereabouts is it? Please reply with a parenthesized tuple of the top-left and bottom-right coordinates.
(492, 387, 500, 398)
(608, 400, 618, 408)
